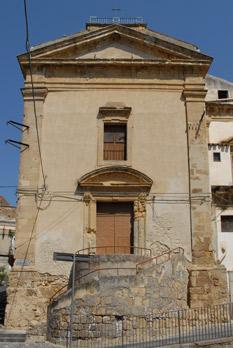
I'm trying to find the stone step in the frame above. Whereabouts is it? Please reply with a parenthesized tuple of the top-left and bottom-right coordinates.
(0, 329, 26, 342)
(73, 254, 150, 281)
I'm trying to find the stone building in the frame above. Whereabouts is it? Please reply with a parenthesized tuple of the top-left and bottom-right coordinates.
(0, 196, 16, 267)
(0, 196, 15, 326)
(5, 18, 229, 337)
(206, 75, 233, 300)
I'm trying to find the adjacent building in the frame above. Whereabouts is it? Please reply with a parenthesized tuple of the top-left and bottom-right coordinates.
(206, 75, 233, 300)
(0, 196, 16, 267)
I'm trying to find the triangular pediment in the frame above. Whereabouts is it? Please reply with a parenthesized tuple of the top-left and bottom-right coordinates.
(19, 25, 212, 63)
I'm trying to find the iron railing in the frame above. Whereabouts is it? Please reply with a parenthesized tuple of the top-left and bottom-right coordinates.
(88, 16, 146, 25)
(136, 247, 184, 272)
(48, 303, 233, 347)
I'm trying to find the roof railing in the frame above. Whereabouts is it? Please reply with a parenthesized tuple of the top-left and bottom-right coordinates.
(88, 16, 146, 25)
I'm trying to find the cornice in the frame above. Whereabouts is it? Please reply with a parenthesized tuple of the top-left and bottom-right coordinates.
(183, 89, 207, 102)
(206, 101, 233, 115)
(18, 24, 212, 62)
(99, 106, 132, 118)
(21, 87, 48, 101)
(19, 58, 211, 67)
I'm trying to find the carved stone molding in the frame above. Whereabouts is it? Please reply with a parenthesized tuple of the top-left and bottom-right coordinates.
(83, 192, 95, 206)
(183, 89, 207, 102)
(78, 166, 153, 195)
(206, 102, 233, 117)
(99, 104, 132, 118)
(21, 87, 48, 102)
(134, 193, 147, 220)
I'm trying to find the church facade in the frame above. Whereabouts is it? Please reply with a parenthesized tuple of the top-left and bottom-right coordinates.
(6, 19, 228, 335)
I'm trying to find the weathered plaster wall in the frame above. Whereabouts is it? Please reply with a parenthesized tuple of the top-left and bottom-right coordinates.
(209, 122, 233, 144)
(17, 85, 193, 274)
(208, 122, 233, 186)
(215, 208, 233, 272)
(206, 75, 233, 101)
(208, 145, 232, 187)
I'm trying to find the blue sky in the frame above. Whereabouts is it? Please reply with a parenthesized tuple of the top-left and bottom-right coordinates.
(1, 0, 233, 206)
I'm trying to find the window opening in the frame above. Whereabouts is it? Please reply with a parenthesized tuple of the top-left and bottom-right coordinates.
(104, 124, 127, 160)
(213, 152, 221, 162)
(221, 216, 233, 232)
(218, 90, 229, 99)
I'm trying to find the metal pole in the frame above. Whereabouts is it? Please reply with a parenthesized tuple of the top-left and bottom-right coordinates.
(178, 310, 181, 345)
(69, 253, 76, 348)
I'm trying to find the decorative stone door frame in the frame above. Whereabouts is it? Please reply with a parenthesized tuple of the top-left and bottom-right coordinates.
(83, 193, 147, 254)
(78, 166, 152, 254)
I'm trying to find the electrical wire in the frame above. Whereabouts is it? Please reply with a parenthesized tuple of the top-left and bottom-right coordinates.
(0, 205, 16, 209)
(7, 0, 47, 322)
(23, 0, 46, 189)
(0, 186, 17, 188)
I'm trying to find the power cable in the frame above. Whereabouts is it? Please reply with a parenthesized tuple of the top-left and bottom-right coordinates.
(23, 0, 46, 189)
(0, 186, 17, 188)
(0, 205, 16, 209)
(7, 0, 47, 322)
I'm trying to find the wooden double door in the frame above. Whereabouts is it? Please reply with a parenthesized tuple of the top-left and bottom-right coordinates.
(96, 202, 134, 254)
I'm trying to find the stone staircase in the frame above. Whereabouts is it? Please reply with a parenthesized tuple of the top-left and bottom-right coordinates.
(48, 251, 189, 346)
(72, 253, 148, 284)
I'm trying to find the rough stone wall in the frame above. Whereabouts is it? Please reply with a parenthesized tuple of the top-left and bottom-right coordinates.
(188, 266, 229, 307)
(48, 254, 189, 344)
(5, 270, 67, 337)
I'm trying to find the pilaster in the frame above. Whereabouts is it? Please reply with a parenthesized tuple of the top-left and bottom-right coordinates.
(183, 87, 228, 306)
(15, 87, 48, 266)
(134, 194, 146, 253)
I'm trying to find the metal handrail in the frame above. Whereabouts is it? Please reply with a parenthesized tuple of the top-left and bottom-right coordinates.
(136, 247, 184, 272)
(76, 245, 152, 257)
(50, 246, 185, 348)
